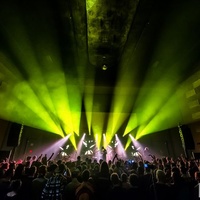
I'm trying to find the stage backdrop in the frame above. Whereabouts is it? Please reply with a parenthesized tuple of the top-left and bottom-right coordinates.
(1, 118, 200, 161)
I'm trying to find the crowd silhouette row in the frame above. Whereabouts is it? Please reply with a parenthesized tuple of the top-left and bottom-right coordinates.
(0, 152, 200, 200)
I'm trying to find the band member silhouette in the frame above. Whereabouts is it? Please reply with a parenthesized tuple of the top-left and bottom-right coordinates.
(101, 146, 107, 161)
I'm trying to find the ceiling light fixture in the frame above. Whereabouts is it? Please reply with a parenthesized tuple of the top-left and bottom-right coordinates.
(102, 64, 108, 70)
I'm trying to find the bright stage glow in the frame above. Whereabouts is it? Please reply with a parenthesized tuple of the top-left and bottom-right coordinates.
(23, 134, 72, 160)
(76, 133, 86, 157)
(114, 134, 127, 160)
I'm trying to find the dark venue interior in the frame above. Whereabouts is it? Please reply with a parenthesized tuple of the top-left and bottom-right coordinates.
(0, 0, 200, 161)
(1, 0, 200, 200)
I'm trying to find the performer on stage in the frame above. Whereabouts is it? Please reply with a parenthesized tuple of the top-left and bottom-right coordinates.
(101, 146, 107, 161)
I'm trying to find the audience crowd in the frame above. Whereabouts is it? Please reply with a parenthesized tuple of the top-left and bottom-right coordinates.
(0, 152, 200, 200)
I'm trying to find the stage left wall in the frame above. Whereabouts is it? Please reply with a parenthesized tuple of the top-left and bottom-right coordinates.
(0, 119, 12, 159)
